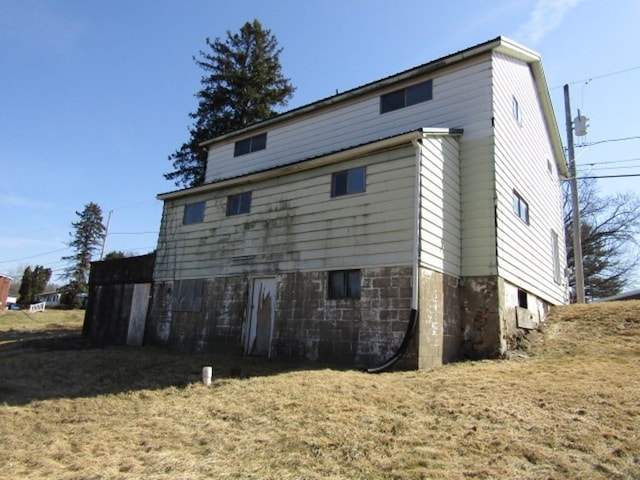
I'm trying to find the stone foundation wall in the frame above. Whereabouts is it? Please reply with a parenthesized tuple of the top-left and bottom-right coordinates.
(146, 266, 414, 367)
(502, 280, 552, 351)
(417, 269, 462, 368)
(273, 265, 414, 368)
(146, 269, 551, 367)
(460, 276, 502, 359)
(146, 276, 248, 353)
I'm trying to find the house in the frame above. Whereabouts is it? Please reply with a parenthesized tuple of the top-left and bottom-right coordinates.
(146, 36, 568, 369)
(35, 291, 63, 306)
(0, 274, 12, 310)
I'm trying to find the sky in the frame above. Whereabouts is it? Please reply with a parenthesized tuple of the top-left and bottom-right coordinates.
(1, 0, 639, 288)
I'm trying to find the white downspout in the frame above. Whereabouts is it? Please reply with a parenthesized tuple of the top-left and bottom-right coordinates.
(411, 138, 422, 311)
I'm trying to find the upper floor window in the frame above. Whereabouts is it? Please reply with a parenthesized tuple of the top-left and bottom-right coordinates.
(183, 201, 205, 224)
(380, 79, 433, 114)
(234, 133, 267, 157)
(551, 230, 561, 284)
(512, 190, 529, 225)
(226, 191, 252, 216)
(331, 166, 366, 197)
(328, 269, 361, 299)
(513, 96, 522, 125)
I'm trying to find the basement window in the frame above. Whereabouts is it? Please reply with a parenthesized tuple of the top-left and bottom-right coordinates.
(234, 133, 267, 157)
(512, 190, 529, 225)
(328, 270, 361, 299)
(183, 201, 205, 225)
(380, 79, 433, 114)
(226, 191, 252, 216)
(517, 289, 528, 309)
(331, 166, 366, 197)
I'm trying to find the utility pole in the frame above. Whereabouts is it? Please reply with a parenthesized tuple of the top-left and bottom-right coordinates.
(564, 84, 585, 303)
(99, 210, 113, 261)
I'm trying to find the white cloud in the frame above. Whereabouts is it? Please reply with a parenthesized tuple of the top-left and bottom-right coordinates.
(516, 0, 585, 45)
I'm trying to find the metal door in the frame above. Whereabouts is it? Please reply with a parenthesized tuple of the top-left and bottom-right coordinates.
(245, 277, 276, 356)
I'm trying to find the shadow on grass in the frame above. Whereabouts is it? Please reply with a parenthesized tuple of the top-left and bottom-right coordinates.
(0, 331, 340, 406)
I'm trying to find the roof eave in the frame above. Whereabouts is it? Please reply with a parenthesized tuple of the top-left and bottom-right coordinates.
(200, 37, 505, 148)
(159, 128, 463, 201)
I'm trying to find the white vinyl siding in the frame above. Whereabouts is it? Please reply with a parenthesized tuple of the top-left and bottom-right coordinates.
(492, 52, 566, 305)
(459, 135, 497, 276)
(205, 55, 494, 183)
(418, 136, 461, 276)
(154, 146, 416, 280)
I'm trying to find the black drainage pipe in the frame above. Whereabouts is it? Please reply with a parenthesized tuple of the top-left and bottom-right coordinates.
(366, 309, 418, 373)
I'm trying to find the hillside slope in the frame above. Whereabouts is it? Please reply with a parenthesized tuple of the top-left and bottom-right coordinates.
(0, 302, 638, 479)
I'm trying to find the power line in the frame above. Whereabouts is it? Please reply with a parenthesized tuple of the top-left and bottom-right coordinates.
(0, 247, 71, 264)
(578, 157, 640, 166)
(551, 64, 640, 90)
(583, 165, 640, 172)
(576, 136, 640, 147)
(577, 174, 640, 179)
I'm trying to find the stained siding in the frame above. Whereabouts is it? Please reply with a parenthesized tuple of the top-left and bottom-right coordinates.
(205, 55, 494, 183)
(459, 135, 497, 276)
(155, 146, 417, 281)
(492, 53, 566, 304)
(419, 136, 461, 276)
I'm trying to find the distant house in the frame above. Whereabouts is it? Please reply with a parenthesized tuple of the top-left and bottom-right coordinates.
(147, 36, 568, 369)
(35, 291, 63, 306)
(0, 274, 12, 310)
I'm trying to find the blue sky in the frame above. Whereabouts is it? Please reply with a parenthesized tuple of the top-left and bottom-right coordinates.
(1, 0, 639, 286)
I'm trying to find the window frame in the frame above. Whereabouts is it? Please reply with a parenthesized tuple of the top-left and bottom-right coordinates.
(183, 201, 206, 225)
(226, 191, 252, 216)
(551, 230, 561, 284)
(234, 133, 267, 157)
(512, 190, 530, 225)
(331, 166, 366, 197)
(380, 79, 433, 114)
(328, 269, 361, 299)
(513, 96, 522, 126)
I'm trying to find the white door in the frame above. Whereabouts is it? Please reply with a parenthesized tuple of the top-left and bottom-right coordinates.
(245, 277, 276, 357)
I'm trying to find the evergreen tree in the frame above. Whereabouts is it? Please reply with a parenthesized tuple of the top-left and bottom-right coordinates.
(61, 202, 106, 306)
(17, 266, 33, 304)
(564, 178, 640, 301)
(165, 19, 295, 188)
(17, 265, 52, 304)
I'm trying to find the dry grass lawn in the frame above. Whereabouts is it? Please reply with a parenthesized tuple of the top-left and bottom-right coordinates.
(0, 302, 638, 479)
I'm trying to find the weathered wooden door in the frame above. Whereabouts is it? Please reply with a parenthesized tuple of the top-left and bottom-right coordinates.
(126, 283, 151, 346)
(246, 277, 276, 357)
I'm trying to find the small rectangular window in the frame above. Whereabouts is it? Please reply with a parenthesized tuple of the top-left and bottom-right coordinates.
(551, 230, 561, 284)
(183, 201, 205, 224)
(380, 80, 432, 114)
(328, 270, 361, 299)
(513, 96, 522, 125)
(512, 191, 529, 225)
(226, 192, 252, 216)
(234, 133, 267, 157)
(517, 289, 528, 308)
(331, 166, 366, 197)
